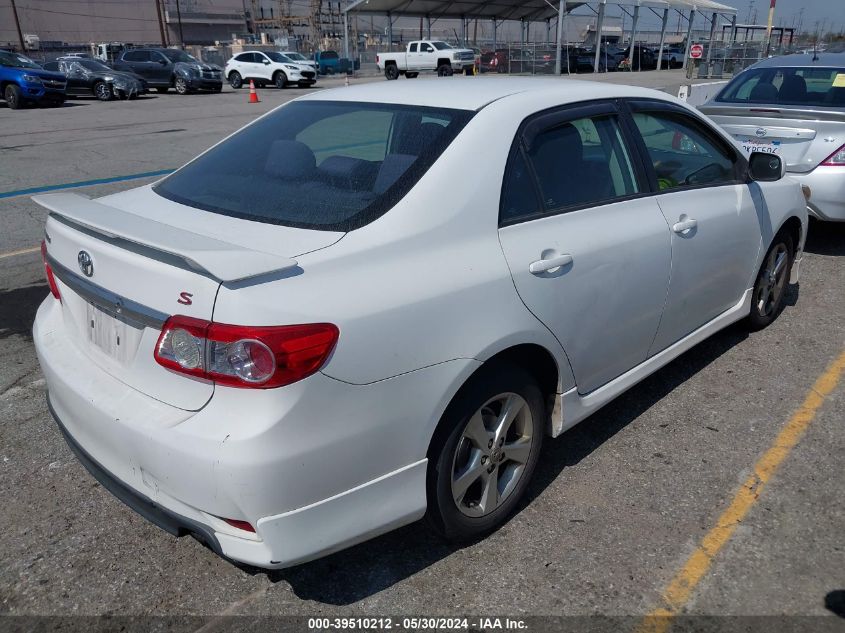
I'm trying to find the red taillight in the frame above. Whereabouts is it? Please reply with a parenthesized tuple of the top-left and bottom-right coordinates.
(222, 518, 255, 533)
(821, 143, 845, 166)
(40, 240, 61, 302)
(154, 316, 339, 389)
(375, 54, 379, 63)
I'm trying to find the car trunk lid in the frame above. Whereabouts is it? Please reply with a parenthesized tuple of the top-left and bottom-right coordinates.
(35, 191, 343, 411)
(701, 104, 845, 173)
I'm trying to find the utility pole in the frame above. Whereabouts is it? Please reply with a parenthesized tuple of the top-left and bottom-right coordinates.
(9, 0, 25, 53)
(155, 0, 168, 46)
(765, 0, 776, 55)
(175, 0, 185, 48)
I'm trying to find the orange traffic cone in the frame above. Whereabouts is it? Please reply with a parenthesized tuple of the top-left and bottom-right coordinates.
(248, 79, 260, 104)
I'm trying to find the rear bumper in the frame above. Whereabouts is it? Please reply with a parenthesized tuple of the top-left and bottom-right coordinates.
(49, 397, 225, 557)
(34, 297, 477, 568)
(788, 166, 845, 222)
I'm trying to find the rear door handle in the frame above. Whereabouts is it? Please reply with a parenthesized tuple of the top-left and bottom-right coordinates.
(672, 218, 698, 233)
(529, 253, 573, 274)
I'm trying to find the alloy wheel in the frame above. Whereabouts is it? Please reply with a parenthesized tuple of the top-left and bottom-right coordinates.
(451, 393, 534, 518)
(756, 242, 789, 317)
(95, 82, 112, 101)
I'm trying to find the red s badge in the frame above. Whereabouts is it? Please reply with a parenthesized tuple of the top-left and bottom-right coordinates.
(177, 292, 194, 306)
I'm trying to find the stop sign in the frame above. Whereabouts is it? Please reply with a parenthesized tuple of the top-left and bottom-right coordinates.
(689, 43, 704, 59)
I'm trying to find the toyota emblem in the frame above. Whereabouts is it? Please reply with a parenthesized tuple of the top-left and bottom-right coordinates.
(77, 251, 94, 277)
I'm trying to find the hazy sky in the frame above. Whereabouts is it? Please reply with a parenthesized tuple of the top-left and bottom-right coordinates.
(730, 0, 843, 32)
(565, 0, 844, 37)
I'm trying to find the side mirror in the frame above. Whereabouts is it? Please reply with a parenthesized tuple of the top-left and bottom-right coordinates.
(263, 60, 271, 65)
(748, 152, 785, 182)
(159, 59, 167, 65)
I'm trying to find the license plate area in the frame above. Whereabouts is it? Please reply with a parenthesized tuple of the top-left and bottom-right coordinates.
(86, 302, 140, 365)
(738, 137, 782, 155)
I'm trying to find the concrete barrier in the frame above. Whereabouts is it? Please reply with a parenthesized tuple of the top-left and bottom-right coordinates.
(677, 80, 729, 107)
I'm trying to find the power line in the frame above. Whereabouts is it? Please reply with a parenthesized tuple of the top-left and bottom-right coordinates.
(8, 5, 160, 21)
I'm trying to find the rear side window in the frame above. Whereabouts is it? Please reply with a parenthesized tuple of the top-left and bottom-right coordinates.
(631, 111, 739, 190)
(409, 43, 418, 53)
(717, 66, 845, 107)
(154, 101, 473, 231)
(525, 115, 639, 213)
(499, 112, 640, 225)
(234, 53, 252, 62)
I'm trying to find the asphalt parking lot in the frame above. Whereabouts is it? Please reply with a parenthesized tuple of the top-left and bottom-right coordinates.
(1, 72, 844, 630)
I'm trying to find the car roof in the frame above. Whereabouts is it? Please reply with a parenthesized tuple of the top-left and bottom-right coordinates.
(296, 77, 671, 111)
(752, 53, 845, 68)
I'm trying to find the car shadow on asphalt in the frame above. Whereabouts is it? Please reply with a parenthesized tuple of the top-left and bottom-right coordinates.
(804, 219, 845, 256)
(239, 321, 752, 605)
(0, 283, 48, 340)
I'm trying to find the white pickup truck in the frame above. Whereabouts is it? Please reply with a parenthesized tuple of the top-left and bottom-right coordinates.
(376, 40, 477, 79)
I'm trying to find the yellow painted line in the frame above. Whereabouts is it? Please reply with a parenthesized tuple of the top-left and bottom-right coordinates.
(637, 349, 845, 633)
(0, 246, 40, 260)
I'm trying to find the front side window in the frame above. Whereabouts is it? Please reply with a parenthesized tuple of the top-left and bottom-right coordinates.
(154, 101, 473, 231)
(632, 111, 739, 190)
(421, 44, 433, 53)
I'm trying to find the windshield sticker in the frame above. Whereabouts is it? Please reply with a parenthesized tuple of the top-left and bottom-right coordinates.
(833, 73, 845, 88)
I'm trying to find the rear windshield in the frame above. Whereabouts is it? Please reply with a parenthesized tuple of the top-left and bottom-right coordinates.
(717, 66, 845, 107)
(320, 51, 339, 59)
(154, 101, 473, 231)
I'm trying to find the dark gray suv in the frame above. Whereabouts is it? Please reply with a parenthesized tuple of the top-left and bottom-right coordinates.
(113, 48, 222, 94)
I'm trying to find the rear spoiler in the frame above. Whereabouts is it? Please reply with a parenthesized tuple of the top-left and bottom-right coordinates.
(33, 192, 298, 283)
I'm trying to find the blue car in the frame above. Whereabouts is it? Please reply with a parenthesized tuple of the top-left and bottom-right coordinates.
(0, 50, 67, 109)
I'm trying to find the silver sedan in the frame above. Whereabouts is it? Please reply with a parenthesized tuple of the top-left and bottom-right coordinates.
(700, 53, 845, 221)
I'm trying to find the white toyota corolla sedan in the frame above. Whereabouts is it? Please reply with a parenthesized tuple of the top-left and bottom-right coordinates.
(34, 79, 808, 569)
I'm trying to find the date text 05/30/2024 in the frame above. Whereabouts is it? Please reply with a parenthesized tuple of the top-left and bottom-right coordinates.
(308, 617, 528, 630)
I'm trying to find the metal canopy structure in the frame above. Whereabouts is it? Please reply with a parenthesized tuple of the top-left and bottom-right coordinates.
(343, 0, 737, 75)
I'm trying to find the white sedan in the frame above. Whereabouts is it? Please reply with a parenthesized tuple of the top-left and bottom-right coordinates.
(34, 79, 807, 569)
(224, 50, 317, 89)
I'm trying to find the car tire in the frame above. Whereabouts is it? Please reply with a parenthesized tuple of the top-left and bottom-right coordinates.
(748, 231, 794, 331)
(437, 64, 454, 77)
(426, 362, 544, 542)
(229, 71, 243, 89)
(213, 84, 223, 93)
(4, 84, 24, 110)
(384, 65, 399, 80)
(274, 71, 287, 89)
(174, 76, 190, 95)
(94, 81, 113, 101)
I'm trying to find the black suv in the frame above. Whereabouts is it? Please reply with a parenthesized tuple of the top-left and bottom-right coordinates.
(113, 48, 223, 94)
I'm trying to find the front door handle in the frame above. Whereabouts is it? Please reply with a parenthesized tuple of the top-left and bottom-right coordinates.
(529, 253, 573, 274)
(672, 217, 698, 233)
